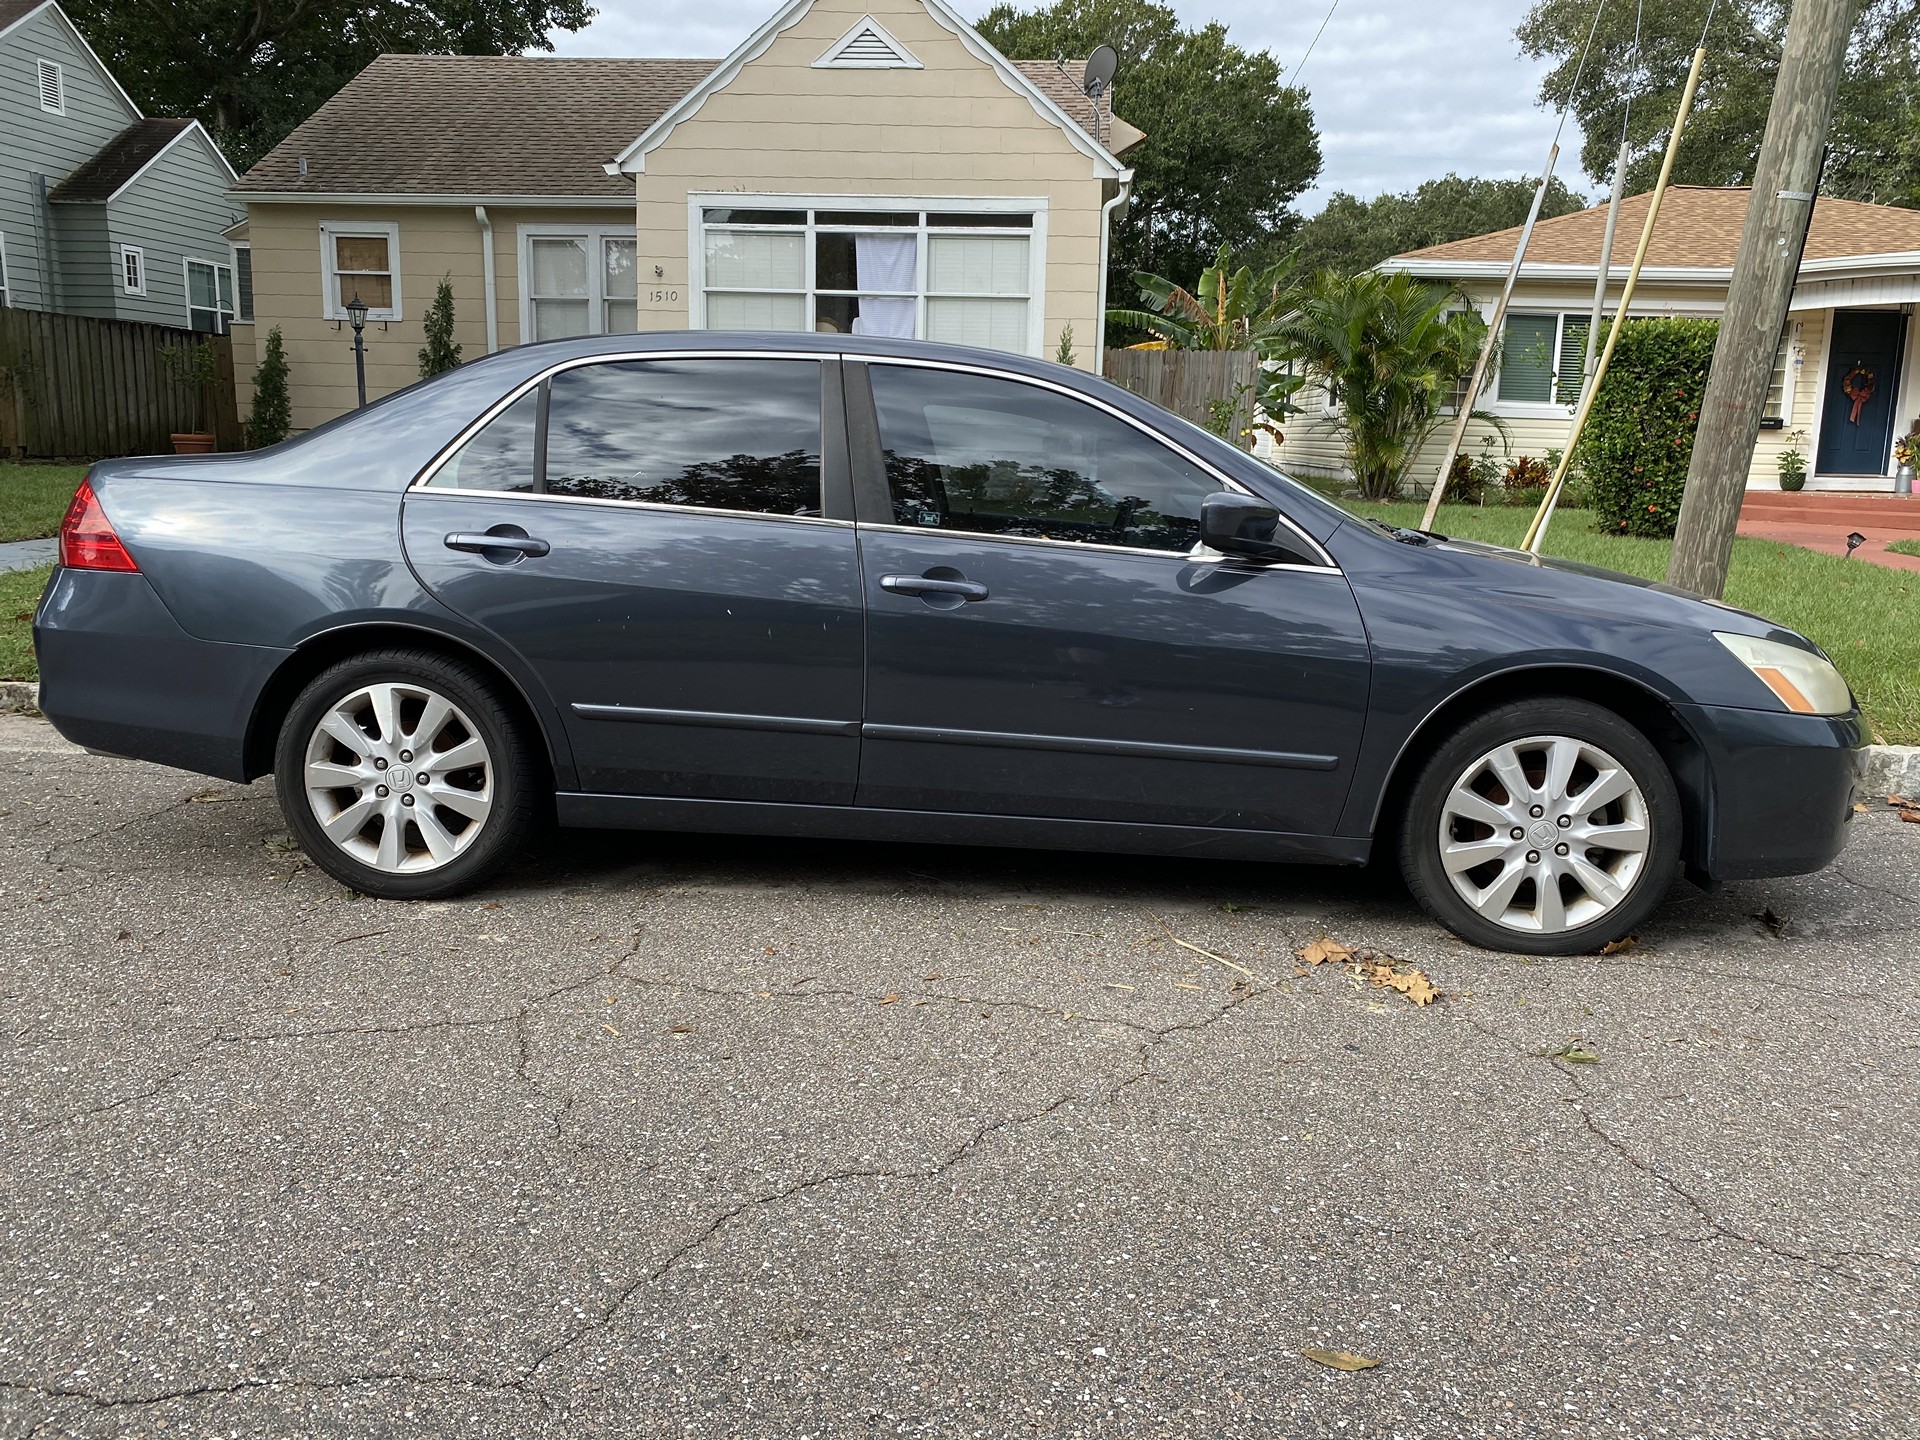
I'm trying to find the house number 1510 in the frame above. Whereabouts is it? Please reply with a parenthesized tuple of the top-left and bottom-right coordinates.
(648, 289, 680, 303)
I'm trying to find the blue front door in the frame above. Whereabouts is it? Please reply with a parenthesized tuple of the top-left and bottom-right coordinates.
(1817, 311, 1906, 477)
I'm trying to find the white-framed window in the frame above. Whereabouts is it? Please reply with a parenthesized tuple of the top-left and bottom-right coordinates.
(1498, 312, 1590, 406)
(518, 225, 637, 342)
(691, 195, 1047, 357)
(231, 241, 253, 322)
(184, 257, 234, 333)
(36, 59, 64, 114)
(319, 222, 400, 320)
(1764, 324, 1793, 423)
(119, 245, 145, 296)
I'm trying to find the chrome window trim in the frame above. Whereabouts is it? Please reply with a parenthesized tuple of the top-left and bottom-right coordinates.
(408, 484, 851, 529)
(853, 520, 1343, 573)
(854, 354, 1339, 571)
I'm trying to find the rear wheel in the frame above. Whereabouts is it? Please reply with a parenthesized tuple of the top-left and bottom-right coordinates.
(1398, 698, 1680, 955)
(274, 648, 538, 899)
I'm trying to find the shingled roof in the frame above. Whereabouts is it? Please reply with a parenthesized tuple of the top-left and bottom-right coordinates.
(237, 51, 1135, 199)
(1390, 186, 1920, 270)
(47, 118, 198, 201)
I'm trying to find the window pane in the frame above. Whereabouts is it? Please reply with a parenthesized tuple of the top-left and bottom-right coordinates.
(1554, 317, 1589, 404)
(1765, 327, 1791, 420)
(928, 212, 1033, 229)
(815, 210, 918, 227)
(337, 273, 393, 309)
(1498, 314, 1556, 403)
(925, 296, 1026, 351)
(429, 388, 538, 492)
(532, 298, 592, 341)
(705, 291, 808, 331)
(216, 265, 234, 312)
(604, 298, 637, 333)
(705, 231, 804, 290)
(531, 237, 589, 298)
(235, 249, 254, 320)
(187, 307, 224, 335)
(333, 235, 388, 273)
(545, 359, 822, 516)
(927, 235, 1028, 294)
(603, 238, 637, 299)
(869, 366, 1218, 552)
(702, 208, 807, 226)
(187, 261, 216, 308)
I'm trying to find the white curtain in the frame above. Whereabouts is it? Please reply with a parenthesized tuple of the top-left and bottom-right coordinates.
(852, 233, 916, 338)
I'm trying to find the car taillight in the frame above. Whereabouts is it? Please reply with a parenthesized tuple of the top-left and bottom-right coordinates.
(59, 479, 139, 572)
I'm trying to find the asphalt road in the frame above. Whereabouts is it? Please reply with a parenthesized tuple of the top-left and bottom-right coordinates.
(2, 711, 1916, 1439)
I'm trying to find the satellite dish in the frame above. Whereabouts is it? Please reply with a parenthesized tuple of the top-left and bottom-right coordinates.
(1082, 45, 1117, 96)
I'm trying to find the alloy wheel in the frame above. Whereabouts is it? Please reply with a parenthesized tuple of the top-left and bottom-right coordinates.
(301, 681, 494, 874)
(1436, 733, 1651, 936)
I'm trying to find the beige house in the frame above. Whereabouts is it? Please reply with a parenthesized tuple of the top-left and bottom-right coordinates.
(229, 0, 1142, 431)
(1271, 187, 1920, 494)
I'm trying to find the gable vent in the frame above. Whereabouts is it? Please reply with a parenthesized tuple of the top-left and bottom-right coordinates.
(814, 16, 922, 69)
(37, 59, 64, 114)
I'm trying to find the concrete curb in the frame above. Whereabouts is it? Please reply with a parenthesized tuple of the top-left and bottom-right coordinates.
(2, 679, 1917, 798)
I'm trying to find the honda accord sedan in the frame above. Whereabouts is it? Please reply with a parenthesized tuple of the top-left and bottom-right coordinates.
(34, 333, 1862, 954)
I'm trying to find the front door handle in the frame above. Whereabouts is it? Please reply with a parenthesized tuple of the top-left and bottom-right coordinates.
(880, 573, 989, 602)
(445, 528, 551, 560)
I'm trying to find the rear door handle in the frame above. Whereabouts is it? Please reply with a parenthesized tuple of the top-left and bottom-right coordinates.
(445, 530, 551, 558)
(880, 574, 988, 601)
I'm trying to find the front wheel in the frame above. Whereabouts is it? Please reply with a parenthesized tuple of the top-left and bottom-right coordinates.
(1398, 698, 1681, 955)
(274, 648, 539, 899)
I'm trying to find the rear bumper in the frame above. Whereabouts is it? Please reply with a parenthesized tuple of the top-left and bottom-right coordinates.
(33, 568, 287, 783)
(1678, 701, 1864, 883)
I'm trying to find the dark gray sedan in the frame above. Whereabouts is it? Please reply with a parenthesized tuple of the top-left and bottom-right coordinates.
(35, 334, 1862, 954)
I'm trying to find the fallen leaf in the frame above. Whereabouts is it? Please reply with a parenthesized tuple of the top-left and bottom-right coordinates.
(115, 929, 132, 942)
(1599, 936, 1638, 955)
(667, 1023, 694, 1034)
(765, 946, 778, 955)
(1300, 1348, 1379, 1372)
(1356, 961, 1441, 1006)
(1542, 1041, 1599, 1064)
(878, 994, 900, 1005)
(1902, 812, 1920, 826)
(479, 901, 502, 910)
(1296, 937, 1354, 966)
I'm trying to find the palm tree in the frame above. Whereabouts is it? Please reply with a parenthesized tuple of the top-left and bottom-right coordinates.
(1270, 270, 1497, 500)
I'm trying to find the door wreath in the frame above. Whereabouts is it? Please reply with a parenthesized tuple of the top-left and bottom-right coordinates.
(1841, 363, 1876, 424)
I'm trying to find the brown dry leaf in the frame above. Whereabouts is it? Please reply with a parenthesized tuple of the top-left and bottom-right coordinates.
(878, 993, 900, 1005)
(479, 901, 503, 910)
(1300, 1348, 1380, 1372)
(1902, 812, 1920, 825)
(1356, 962, 1440, 1007)
(1599, 936, 1638, 956)
(1296, 937, 1354, 966)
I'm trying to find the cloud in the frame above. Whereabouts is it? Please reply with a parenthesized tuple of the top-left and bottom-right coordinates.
(550, 0, 1590, 213)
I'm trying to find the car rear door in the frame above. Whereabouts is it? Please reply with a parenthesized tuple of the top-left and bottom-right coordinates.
(847, 359, 1370, 836)
(402, 354, 864, 803)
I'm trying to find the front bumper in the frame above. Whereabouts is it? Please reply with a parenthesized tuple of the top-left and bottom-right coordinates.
(34, 568, 287, 782)
(1676, 700, 1865, 883)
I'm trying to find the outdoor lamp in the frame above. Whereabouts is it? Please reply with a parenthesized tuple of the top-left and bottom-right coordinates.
(345, 292, 370, 409)
(1845, 532, 1867, 558)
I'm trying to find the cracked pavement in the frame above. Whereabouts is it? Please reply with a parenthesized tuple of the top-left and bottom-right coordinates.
(1, 712, 1916, 1438)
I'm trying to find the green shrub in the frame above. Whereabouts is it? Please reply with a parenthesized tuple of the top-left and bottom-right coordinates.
(246, 326, 292, 448)
(1577, 317, 1718, 537)
(418, 275, 462, 378)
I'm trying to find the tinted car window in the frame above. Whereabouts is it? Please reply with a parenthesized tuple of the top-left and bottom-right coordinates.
(545, 359, 822, 516)
(869, 365, 1218, 552)
(428, 387, 537, 492)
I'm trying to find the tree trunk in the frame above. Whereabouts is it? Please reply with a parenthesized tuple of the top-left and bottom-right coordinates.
(1665, 0, 1857, 598)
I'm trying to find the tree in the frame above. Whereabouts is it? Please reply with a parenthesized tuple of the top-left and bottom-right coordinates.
(976, 0, 1320, 297)
(1293, 173, 1591, 277)
(1518, 0, 1919, 206)
(419, 277, 463, 378)
(1270, 270, 1494, 500)
(61, 0, 596, 170)
(247, 326, 293, 447)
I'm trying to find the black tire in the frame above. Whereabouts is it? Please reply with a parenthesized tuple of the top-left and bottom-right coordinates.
(1397, 698, 1681, 955)
(274, 647, 539, 899)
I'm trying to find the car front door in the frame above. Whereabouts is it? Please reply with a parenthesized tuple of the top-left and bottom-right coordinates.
(402, 354, 864, 802)
(848, 360, 1371, 837)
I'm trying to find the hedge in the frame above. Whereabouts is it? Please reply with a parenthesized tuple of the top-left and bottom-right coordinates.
(1575, 317, 1718, 538)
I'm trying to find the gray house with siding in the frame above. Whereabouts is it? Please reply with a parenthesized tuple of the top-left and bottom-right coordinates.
(0, 0, 241, 329)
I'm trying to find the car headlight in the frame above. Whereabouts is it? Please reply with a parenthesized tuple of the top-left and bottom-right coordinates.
(1713, 632, 1853, 715)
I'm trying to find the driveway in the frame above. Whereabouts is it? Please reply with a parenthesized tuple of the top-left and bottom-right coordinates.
(2, 712, 1915, 1438)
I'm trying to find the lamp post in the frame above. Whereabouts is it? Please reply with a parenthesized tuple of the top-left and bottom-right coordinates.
(345, 291, 369, 409)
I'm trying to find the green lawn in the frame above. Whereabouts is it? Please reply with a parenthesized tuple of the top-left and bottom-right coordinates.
(1352, 503, 1920, 746)
(0, 564, 51, 681)
(0, 464, 88, 542)
(1889, 539, 1920, 559)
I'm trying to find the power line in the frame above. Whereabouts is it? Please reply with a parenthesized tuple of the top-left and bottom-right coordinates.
(1292, 0, 1339, 83)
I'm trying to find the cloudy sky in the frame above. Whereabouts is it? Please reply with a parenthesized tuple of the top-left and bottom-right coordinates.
(551, 0, 1590, 213)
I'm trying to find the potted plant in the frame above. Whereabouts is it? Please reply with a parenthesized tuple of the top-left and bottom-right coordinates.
(160, 340, 222, 453)
(1893, 429, 1916, 497)
(1777, 431, 1808, 492)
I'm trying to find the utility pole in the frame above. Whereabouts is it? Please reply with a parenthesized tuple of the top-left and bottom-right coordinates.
(1666, 0, 1857, 598)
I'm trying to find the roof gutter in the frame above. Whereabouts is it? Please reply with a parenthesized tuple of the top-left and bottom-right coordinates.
(475, 206, 498, 354)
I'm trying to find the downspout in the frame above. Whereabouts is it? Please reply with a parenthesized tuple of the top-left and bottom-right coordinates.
(1092, 168, 1133, 369)
(475, 206, 498, 354)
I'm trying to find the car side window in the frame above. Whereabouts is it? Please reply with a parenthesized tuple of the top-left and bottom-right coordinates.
(868, 365, 1219, 552)
(427, 387, 538, 492)
(545, 358, 823, 516)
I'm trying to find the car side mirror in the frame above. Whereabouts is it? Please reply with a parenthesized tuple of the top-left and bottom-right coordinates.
(1199, 492, 1290, 561)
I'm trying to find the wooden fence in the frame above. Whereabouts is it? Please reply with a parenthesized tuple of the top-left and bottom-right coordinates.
(1102, 348, 1259, 449)
(0, 308, 242, 460)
